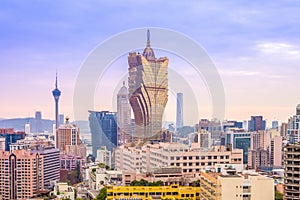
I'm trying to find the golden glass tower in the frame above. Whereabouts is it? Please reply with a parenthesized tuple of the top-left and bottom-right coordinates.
(128, 30, 168, 141)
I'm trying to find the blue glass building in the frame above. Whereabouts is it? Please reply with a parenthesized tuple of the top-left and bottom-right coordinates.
(88, 111, 117, 156)
(226, 131, 251, 164)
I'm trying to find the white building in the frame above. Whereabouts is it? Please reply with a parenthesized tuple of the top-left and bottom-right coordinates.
(96, 146, 112, 168)
(115, 142, 243, 175)
(89, 168, 122, 190)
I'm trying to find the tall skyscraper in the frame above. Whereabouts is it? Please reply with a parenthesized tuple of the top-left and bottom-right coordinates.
(117, 81, 131, 145)
(89, 111, 117, 155)
(128, 30, 168, 141)
(176, 92, 183, 131)
(248, 116, 266, 132)
(52, 73, 61, 130)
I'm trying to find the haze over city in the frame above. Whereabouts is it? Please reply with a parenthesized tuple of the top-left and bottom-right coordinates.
(1, 1, 300, 125)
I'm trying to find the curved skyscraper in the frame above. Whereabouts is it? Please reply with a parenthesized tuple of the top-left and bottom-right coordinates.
(128, 30, 168, 141)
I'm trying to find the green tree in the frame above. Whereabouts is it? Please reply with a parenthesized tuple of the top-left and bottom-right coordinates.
(96, 187, 107, 200)
(275, 189, 283, 200)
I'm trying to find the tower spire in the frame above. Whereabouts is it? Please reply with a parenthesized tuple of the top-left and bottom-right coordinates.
(55, 72, 58, 89)
(147, 29, 150, 47)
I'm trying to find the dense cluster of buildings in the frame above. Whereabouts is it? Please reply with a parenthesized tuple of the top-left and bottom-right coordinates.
(2, 30, 300, 199)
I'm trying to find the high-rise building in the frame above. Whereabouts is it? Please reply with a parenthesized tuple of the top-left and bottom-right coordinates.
(270, 136, 283, 168)
(284, 143, 300, 199)
(117, 81, 131, 145)
(272, 120, 279, 129)
(0, 128, 25, 151)
(56, 117, 80, 152)
(59, 114, 65, 126)
(35, 111, 43, 133)
(226, 129, 251, 164)
(0, 150, 44, 199)
(52, 73, 61, 130)
(10, 137, 61, 190)
(176, 92, 183, 130)
(281, 122, 288, 137)
(287, 104, 300, 143)
(128, 30, 168, 141)
(248, 116, 266, 132)
(25, 122, 30, 135)
(89, 111, 117, 155)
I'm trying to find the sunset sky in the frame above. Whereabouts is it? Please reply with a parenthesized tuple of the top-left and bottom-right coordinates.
(1, 1, 300, 126)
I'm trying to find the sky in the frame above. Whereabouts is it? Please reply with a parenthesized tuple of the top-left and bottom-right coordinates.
(1, 0, 300, 126)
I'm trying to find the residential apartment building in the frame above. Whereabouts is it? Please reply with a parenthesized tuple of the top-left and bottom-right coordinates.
(0, 150, 44, 199)
(9, 136, 60, 190)
(284, 143, 300, 199)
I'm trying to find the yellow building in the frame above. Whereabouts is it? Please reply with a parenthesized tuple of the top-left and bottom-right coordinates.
(106, 184, 200, 200)
(200, 170, 274, 200)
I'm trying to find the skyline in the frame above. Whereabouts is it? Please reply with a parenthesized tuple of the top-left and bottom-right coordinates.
(1, 1, 300, 125)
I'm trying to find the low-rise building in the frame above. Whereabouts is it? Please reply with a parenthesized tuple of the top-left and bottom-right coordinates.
(106, 184, 200, 200)
(96, 146, 112, 168)
(89, 168, 122, 190)
(53, 182, 75, 200)
(200, 169, 274, 200)
(115, 142, 243, 175)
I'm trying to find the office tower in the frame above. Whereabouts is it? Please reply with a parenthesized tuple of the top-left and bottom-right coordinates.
(52, 73, 61, 130)
(0, 150, 44, 199)
(176, 92, 183, 130)
(225, 129, 251, 164)
(117, 81, 131, 145)
(56, 117, 80, 152)
(25, 122, 30, 135)
(284, 143, 300, 199)
(89, 111, 117, 155)
(272, 120, 279, 129)
(59, 114, 64, 126)
(35, 111, 43, 133)
(128, 30, 168, 141)
(0, 128, 25, 151)
(287, 104, 300, 143)
(248, 116, 266, 131)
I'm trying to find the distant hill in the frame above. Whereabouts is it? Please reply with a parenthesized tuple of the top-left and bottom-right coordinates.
(0, 118, 55, 132)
